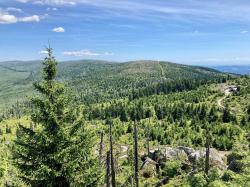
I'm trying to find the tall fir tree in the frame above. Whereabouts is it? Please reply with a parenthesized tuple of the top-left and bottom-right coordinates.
(13, 47, 101, 186)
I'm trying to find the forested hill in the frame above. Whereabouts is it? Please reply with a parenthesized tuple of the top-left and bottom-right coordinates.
(0, 60, 228, 110)
(0, 53, 249, 186)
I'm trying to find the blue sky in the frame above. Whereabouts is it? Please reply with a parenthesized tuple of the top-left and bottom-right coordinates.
(1, 0, 250, 65)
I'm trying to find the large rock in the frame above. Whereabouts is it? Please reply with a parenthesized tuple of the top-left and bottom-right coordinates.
(149, 147, 187, 162)
(177, 146, 195, 155)
(164, 147, 186, 160)
(210, 148, 227, 169)
(120, 145, 128, 153)
(188, 148, 227, 170)
(140, 157, 157, 178)
(188, 150, 203, 162)
(164, 147, 179, 159)
(147, 146, 227, 170)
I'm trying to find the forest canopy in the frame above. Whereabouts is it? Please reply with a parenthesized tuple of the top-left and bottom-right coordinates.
(0, 48, 249, 186)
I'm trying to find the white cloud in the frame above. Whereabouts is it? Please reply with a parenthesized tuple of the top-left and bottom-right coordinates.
(6, 8, 23, 13)
(0, 13, 17, 24)
(103, 52, 114, 56)
(0, 8, 40, 24)
(19, 15, 40, 22)
(18, 0, 77, 5)
(39, 50, 49, 54)
(15, 0, 250, 24)
(240, 30, 248, 34)
(63, 49, 114, 57)
(63, 49, 100, 56)
(52, 27, 65, 32)
(17, 0, 30, 2)
(46, 7, 57, 11)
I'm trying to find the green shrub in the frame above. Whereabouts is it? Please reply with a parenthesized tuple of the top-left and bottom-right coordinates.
(187, 173, 207, 187)
(221, 170, 235, 182)
(208, 168, 222, 182)
(208, 180, 227, 187)
(162, 159, 182, 178)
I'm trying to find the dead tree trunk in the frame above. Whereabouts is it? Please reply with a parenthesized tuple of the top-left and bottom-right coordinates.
(129, 176, 133, 187)
(134, 121, 139, 187)
(106, 151, 111, 187)
(192, 154, 197, 174)
(99, 132, 104, 167)
(147, 119, 151, 156)
(205, 127, 210, 175)
(109, 121, 116, 187)
(147, 137, 150, 156)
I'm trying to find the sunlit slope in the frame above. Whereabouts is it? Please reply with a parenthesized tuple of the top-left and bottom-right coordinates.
(0, 60, 227, 110)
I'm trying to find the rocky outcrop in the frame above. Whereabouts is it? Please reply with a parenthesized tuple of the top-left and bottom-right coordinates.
(177, 146, 195, 155)
(119, 145, 129, 159)
(148, 146, 227, 170)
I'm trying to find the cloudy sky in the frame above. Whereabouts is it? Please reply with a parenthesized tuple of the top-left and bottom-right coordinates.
(1, 0, 250, 65)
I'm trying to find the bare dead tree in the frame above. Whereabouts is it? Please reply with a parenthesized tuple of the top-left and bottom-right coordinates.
(205, 125, 210, 176)
(129, 176, 133, 187)
(106, 150, 111, 187)
(134, 121, 139, 187)
(109, 121, 116, 187)
(99, 131, 104, 167)
(147, 137, 150, 156)
(147, 118, 151, 156)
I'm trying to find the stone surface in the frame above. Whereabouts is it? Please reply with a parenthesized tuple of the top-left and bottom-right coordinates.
(148, 146, 227, 170)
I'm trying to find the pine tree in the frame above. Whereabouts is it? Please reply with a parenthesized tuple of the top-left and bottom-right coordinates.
(222, 107, 231, 123)
(247, 105, 250, 115)
(13, 47, 100, 186)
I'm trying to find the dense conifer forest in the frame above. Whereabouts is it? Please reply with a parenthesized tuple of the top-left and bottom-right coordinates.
(0, 49, 249, 186)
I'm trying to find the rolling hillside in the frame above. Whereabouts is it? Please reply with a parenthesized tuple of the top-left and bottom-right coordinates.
(0, 55, 249, 186)
(0, 60, 228, 111)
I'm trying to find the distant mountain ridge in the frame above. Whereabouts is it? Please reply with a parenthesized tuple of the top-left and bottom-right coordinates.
(0, 59, 229, 110)
(211, 65, 250, 75)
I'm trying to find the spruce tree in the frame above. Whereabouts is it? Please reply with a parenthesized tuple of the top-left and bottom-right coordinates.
(13, 47, 100, 186)
(222, 107, 231, 123)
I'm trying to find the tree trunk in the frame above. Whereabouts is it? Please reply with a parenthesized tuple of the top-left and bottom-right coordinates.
(109, 122, 116, 187)
(147, 137, 150, 156)
(147, 118, 150, 156)
(106, 151, 111, 187)
(129, 176, 133, 187)
(99, 132, 104, 167)
(134, 121, 139, 187)
(205, 127, 210, 175)
(192, 154, 197, 174)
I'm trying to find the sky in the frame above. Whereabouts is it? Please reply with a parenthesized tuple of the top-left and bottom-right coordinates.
(1, 0, 250, 65)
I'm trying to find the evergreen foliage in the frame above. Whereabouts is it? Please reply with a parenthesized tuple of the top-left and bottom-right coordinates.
(0, 55, 249, 186)
(12, 48, 101, 186)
